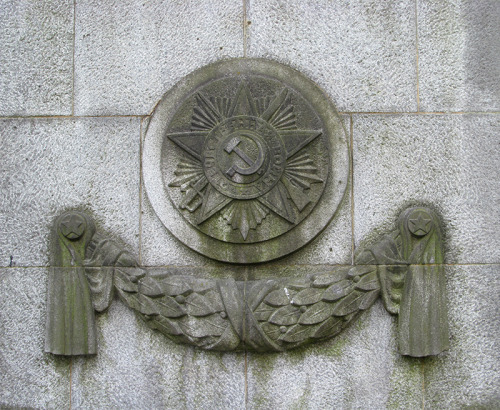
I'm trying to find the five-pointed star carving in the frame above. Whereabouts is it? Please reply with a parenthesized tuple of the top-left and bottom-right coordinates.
(167, 82, 324, 240)
(408, 212, 432, 236)
(60, 214, 85, 239)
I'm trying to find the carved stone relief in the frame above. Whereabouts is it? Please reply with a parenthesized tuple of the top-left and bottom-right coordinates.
(143, 59, 349, 263)
(45, 59, 449, 358)
(46, 206, 449, 356)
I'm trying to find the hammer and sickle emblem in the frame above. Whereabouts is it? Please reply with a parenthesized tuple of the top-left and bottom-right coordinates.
(224, 135, 265, 178)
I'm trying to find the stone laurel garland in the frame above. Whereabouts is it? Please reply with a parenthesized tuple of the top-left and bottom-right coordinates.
(46, 207, 449, 357)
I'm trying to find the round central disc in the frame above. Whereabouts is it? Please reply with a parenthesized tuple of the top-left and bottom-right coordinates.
(203, 116, 285, 200)
(143, 59, 349, 263)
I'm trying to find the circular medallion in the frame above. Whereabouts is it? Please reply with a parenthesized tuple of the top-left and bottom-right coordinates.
(143, 59, 349, 263)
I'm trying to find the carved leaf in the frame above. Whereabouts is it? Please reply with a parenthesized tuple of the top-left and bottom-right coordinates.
(311, 269, 349, 288)
(185, 293, 217, 317)
(264, 289, 290, 307)
(354, 249, 376, 264)
(151, 316, 183, 336)
(359, 289, 380, 310)
(355, 271, 380, 291)
(139, 277, 165, 298)
(254, 302, 276, 322)
(115, 266, 145, 282)
(114, 269, 138, 293)
(279, 324, 314, 343)
(298, 301, 336, 325)
(116, 288, 140, 310)
(203, 290, 225, 312)
(348, 265, 376, 278)
(260, 322, 283, 341)
(179, 314, 227, 338)
(269, 305, 301, 326)
(312, 317, 343, 339)
(322, 280, 354, 302)
(285, 278, 310, 291)
(332, 291, 364, 316)
(160, 278, 192, 296)
(291, 288, 323, 306)
(156, 296, 186, 318)
(136, 294, 160, 316)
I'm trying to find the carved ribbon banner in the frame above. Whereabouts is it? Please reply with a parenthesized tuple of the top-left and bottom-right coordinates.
(46, 207, 449, 357)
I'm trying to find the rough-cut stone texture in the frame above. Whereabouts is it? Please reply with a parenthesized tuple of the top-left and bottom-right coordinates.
(1, 0, 499, 408)
(418, 0, 500, 112)
(353, 114, 500, 264)
(74, 0, 244, 116)
(246, 301, 424, 409)
(246, 0, 417, 112)
(71, 300, 246, 408)
(0, 0, 74, 116)
(0, 118, 141, 267)
(423, 265, 500, 409)
(0, 268, 70, 408)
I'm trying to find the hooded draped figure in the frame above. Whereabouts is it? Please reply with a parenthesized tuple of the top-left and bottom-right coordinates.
(373, 207, 449, 357)
(45, 211, 97, 355)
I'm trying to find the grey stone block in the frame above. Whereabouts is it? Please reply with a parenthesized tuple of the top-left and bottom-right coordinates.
(0, 268, 70, 408)
(71, 300, 246, 408)
(418, 0, 500, 112)
(246, 0, 417, 112)
(0, 117, 141, 267)
(140, 115, 352, 267)
(424, 265, 500, 408)
(0, 0, 73, 116)
(74, 0, 244, 116)
(246, 301, 424, 409)
(353, 114, 500, 264)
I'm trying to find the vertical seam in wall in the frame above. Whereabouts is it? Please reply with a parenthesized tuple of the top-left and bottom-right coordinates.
(243, 0, 247, 57)
(421, 360, 426, 409)
(415, 0, 421, 112)
(71, 0, 76, 116)
(350, 114, 355, 265)
(244, 350, 248, 409)
(69, 358, 72, 409)
(139, 117, 144, 265)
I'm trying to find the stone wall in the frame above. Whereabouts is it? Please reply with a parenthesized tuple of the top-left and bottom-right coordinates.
(1, 0, 499, 408)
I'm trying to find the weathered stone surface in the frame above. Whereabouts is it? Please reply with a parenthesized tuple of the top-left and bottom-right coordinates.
(74, 0, 244, 116)
(143, 59, 349, 264)
(246, 0, 417, 112)
(71, 301, 246, 408)
(246, 301, 424, 409)
(0, 117, 141, 267)
(418, 0, 500, 112)
(0, 0, 73, 116)
(0, 268, 70, 408)
(141, 114, 352, 267)
(353, 114, 500, 263)
(423, 265, 500, 408)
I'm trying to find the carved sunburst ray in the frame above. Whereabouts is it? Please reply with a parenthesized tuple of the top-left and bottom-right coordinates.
(168, 157, 204, 187)
(222, 200, 269, 240)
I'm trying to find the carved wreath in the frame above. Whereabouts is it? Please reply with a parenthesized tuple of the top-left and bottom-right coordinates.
(46, 206, 449, 357)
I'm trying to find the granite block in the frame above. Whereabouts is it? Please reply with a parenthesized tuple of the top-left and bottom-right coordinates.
(0, 117, 141, 267)
(74, 0, 244, 116)
(418, 0, 500, 112)
(0, 0, 73, 116)
(246, 301, 424, 409)
(353, 114, 500, 263)
(246, 0, 417, 112)
(71, 299, 246, 409)
(423, 265, 500, 408)
(0, 268, 70, 408)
